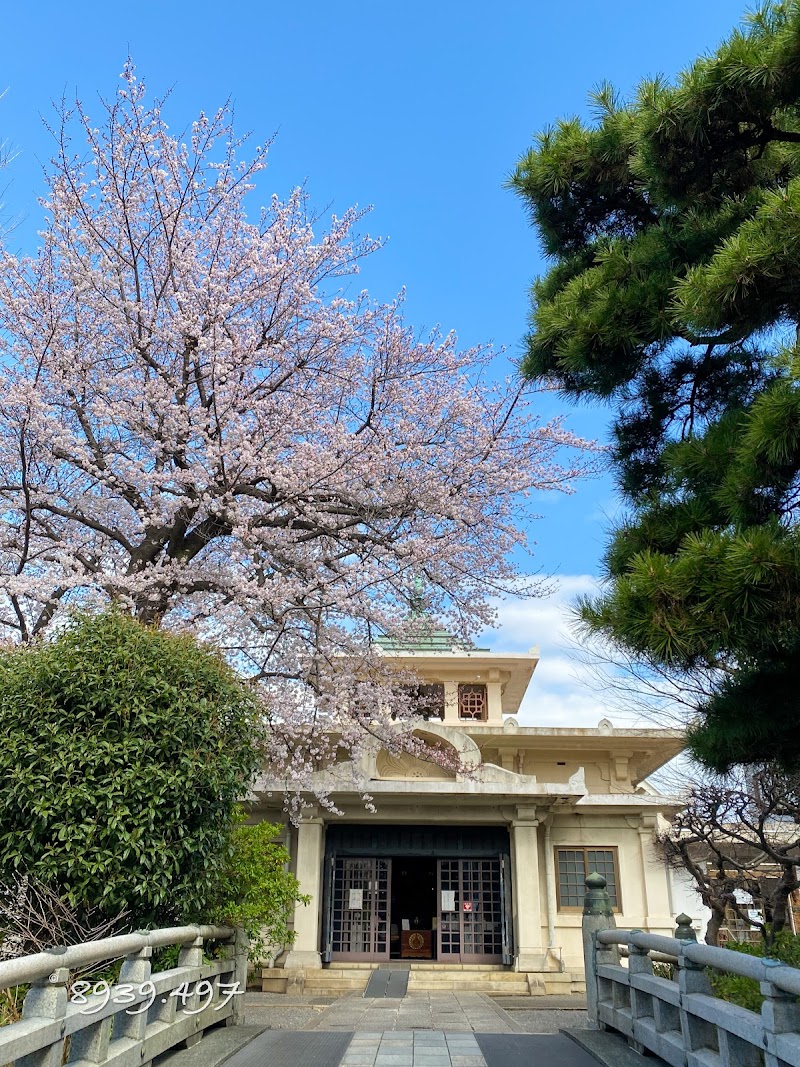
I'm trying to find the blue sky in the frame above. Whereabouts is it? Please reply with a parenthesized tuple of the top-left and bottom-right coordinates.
(0, 0, 745, 724)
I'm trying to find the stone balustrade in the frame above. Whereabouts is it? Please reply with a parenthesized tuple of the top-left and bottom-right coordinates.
(582, 872, 800, 1067)
(0, 924, 248, 1067)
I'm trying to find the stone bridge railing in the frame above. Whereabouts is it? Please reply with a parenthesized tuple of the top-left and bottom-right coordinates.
(0, 924, 248, 1067)
(582, 872, 800, 1067)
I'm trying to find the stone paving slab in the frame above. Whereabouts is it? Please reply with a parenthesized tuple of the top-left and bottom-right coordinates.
(157, 1024, 269, 1067)
(510, 1008, 589, 1033)
(307, 992, 522, 1034)
(340, 1031, 488, 1067)
(490, 994, 587, 1010)
(562, 1028, 668, 1067)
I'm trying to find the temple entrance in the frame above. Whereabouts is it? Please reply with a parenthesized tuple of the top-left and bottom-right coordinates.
(390, 857, 437, 959)
(323, 825, 513, 965)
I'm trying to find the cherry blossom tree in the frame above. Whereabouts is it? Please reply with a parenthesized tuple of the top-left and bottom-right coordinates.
(0, 67, 589, 783)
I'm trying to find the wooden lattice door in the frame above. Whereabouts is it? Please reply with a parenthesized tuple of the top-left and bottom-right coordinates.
(330, 857, 391, 961)
(437, 858, 505, 963)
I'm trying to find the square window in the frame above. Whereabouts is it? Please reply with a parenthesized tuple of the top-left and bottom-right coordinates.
(556, 848, 620, 910)
(458, 683, 488, 720)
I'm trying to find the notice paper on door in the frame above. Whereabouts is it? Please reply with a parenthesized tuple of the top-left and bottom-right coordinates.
(348, 888, 363, 910)
(441, 889, 455, 912)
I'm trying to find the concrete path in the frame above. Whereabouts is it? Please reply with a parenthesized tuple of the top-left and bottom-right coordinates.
(227, 991, 608, 1067)
(341, 1031, 488, 1067)
(305, 991, 521, 1033)
(222, 1027, 600, 1067)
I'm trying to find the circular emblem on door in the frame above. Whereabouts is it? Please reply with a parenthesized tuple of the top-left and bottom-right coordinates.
(407, 932, 425, 950)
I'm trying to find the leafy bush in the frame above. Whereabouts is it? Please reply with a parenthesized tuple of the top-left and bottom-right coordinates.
(0, 611, 264, 928)
(207, 816, 308, 962)
(710, 933, 800, 1012)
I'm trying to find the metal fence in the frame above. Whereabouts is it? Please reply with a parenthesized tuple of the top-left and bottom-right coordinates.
(582, 873, 800, 1067)
(0, 924, 248, 1067)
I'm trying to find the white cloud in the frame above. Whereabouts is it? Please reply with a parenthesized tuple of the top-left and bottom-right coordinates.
(478, 574, 640, 730)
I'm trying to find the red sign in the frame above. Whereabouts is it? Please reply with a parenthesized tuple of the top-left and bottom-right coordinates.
(463, 901, 473, 912)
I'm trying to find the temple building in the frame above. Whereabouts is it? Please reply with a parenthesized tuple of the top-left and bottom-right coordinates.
(253, 633, 684, 995)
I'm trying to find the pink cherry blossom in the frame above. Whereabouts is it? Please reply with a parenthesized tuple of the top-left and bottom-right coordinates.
(0, 66, 594, 793)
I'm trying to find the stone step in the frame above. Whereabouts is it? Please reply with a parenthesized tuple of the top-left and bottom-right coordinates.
(409, 977, 529, 981)
(316, 962, 508, 971)
(410, 980, 531, 993)
(406, 962, 507, 971)
(303, 981, 368, 994)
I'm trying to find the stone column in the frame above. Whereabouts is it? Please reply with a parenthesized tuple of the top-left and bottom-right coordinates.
(638, 815, 672, 929)
(510, 805, 545, 970)
(284, 816, 325, 970)
(443, 680, 459, 723)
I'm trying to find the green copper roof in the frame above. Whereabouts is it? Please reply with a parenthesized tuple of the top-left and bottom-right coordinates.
(374, 627, 489, 653)
(378, 580, 489, 651)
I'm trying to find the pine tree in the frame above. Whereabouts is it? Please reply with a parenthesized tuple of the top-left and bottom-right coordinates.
(510, 1, 800, 770)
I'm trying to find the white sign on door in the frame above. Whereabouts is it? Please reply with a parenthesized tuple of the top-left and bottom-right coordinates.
(348, 888, 363, 910)
(441, 889, 455, 912)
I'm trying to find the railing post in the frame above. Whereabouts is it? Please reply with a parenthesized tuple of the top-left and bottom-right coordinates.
(762, 957, 800, 1067)
(177, 934, 204, 1049)
(674, 914, 697, 942)
(224, 927, 249, 1027)
(16, 949, 69, 1067)
(628, 933, 654, 1056)
(677, 939, 718, 1061)
(582, 872, 617, 1029)
(110, 939, 153, 1065)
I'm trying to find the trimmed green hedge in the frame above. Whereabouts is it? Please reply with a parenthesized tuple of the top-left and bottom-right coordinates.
(0, 611, 264, 927)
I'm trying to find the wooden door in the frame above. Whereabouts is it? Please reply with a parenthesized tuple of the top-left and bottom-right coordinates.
(330, 857, 391, 961)
(437, 858, 505, 963)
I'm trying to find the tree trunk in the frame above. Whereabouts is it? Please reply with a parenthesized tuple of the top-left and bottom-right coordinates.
(766, 867, 798, 949)
(705, 906, 725, 947)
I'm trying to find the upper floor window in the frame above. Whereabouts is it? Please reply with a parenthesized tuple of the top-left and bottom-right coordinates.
(393, 683, 444, 720)
(458, 683, 487, 721)
(414, 683, 445, 720)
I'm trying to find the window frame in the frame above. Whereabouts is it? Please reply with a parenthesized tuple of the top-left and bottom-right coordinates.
(457, 682, 488, 721)
(554, 846, 622, 913)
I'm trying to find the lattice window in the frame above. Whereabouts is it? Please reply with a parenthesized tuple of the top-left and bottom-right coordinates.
(458, 683, 487, 721)
(556, 847, 620, 910)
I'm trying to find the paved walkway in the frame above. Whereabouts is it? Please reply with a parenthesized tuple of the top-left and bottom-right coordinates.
(225, 1026, 601, 1067)
(232, 991, 602, 1067)
(304, 991, 520, 1033)
(341, 1031, 488, 1066)
(168, 993, 634, 1067)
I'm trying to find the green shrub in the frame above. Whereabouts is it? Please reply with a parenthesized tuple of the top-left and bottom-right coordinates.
(710, 933, 800, 1012)
(0, 611, 264, 928)
(207, 816, 309, 962)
